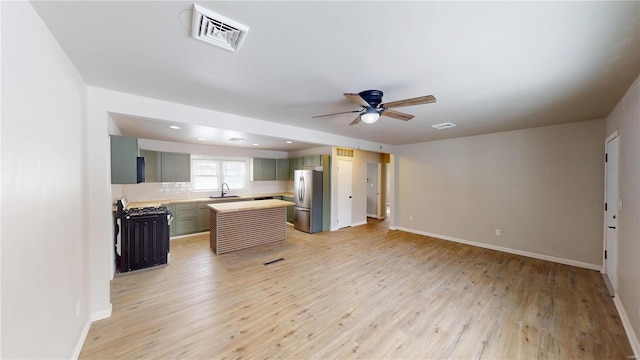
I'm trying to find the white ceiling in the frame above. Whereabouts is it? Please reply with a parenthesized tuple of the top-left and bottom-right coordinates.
(109, 113, 317, 151)
(32, 1, 640, 149)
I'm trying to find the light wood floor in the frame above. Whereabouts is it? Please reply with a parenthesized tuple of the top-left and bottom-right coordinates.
(81, 219, 633, 359)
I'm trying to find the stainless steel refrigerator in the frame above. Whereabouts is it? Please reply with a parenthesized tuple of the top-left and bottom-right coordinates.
(294, 169, 323, 233)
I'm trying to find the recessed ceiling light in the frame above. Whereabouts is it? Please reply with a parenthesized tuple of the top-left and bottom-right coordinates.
(252, 143, 259, 146)
(286, 141, 293, 144)
(169, 125, 181, 130)
(197, 138, 206, 141)
(431, 122, 456, 130)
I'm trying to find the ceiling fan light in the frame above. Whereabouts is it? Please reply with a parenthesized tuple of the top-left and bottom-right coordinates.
(360, 110, 380, 124)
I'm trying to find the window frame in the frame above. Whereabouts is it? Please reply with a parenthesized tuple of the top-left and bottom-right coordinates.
(191, 155, 249, 193)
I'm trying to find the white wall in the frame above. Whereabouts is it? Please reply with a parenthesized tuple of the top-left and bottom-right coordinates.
(1, 2, 90, 358)
(606, 74, 640, 355)
(288, 146, 332, 158)
(396, 119, 606, 268)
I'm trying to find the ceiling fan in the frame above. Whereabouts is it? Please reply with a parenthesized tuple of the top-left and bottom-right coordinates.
(312, 90, 436, 125)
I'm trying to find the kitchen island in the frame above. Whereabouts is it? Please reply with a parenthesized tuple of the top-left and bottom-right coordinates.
(209, 199, 294, 254)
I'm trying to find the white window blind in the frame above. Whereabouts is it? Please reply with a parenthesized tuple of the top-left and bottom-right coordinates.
(192, 157, 247, 191)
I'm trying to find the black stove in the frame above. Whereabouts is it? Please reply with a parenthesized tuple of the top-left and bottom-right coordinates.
(115, 197, 172, 273)
(124, 206, 171, 218)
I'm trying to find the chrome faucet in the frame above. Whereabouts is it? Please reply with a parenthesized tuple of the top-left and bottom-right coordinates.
(221, 182, 230, 197)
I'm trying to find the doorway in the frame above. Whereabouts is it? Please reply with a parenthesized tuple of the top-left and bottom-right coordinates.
(603, 131, 619, 296)
(366, 163, 381, 219)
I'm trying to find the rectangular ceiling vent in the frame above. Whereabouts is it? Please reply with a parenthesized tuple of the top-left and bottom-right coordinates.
(191, 4, 249, 52)
(431, 122, 457, 130)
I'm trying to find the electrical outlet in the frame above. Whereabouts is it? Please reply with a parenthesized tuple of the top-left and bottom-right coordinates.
(76, 300, 80, 319)
(495, 229, 502, 236)
(409, 216, 413, 221)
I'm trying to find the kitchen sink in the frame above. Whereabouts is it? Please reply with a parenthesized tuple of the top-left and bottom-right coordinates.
(209, 195, 240, 199)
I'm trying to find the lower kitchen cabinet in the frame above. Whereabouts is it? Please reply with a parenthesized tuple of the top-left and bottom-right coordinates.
(162, 204, 176, 236)
(164, 197, 283, 237)
(282, 196, 294, 223)
(171, 203, 198, 236)
(197, 202, 210, 232)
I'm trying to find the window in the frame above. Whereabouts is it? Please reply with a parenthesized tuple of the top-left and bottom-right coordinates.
(192, 156, 247, 191)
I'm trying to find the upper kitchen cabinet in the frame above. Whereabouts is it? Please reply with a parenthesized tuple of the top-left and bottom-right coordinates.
(161, 152, 191, 182)
(276, 158, 289, 181)
(303, 155, 322, 167)
(110, 135, 140, 184)
(140, 149, 191, 183)
(251, 157, 276, 181)
(140, 149, 160, 182)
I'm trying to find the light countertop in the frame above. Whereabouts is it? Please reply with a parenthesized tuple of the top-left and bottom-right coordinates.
(128, 192, 295, 208)
(208, 199, 295, 213)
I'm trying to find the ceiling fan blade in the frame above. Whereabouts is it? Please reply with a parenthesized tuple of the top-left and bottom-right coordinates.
(312, 109, 361, 118)
(344, 93, 371, 107)
(382, 109, 414, 121)
(349, 115, 362, 126)
(381, 95, 436, 109)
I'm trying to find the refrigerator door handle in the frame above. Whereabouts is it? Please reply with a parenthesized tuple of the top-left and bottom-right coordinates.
(300, 176, 305, 202)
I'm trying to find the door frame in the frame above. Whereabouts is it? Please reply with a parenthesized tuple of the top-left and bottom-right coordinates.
(603, 130, 619, 295)
(366, 162, 382, 219)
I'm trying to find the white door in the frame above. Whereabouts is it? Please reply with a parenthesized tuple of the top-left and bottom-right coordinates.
(366, 163, 380, 218)
(338, 160, 353, 229)
(604, 134, 619, 292)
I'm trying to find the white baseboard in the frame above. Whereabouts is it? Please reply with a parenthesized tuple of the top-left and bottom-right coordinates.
(72, 319, 92, 359)
(352, 220, 368, 227)
(73, 304, 112, 359)
(395, 227, 602, 271)
(613, 296, 640, 358)
(91, 303, 112, 322)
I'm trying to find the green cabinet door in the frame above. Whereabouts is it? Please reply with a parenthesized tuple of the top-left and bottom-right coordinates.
(296, 157, 304, 170)
(303, 155, 321, 167)
(262, 158, 276, 180)
(197, 203, 210, 232)
(161, 152, 191, 182)
(140, 149, 161, 182)
(283, 196, 294, 223)
(289, 158, 296, 180)
(173, 203, 197, 235)
(276, 158, 289, 180)
(110, 135, 139, 184)
(252, 158, 263, 181)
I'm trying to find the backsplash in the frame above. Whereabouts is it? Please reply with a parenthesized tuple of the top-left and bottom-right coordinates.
(112, 181, 292, 203)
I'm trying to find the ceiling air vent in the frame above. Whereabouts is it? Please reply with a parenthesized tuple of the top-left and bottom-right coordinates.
(191, 4, 249, 52)
(431, 122, 456, 130)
